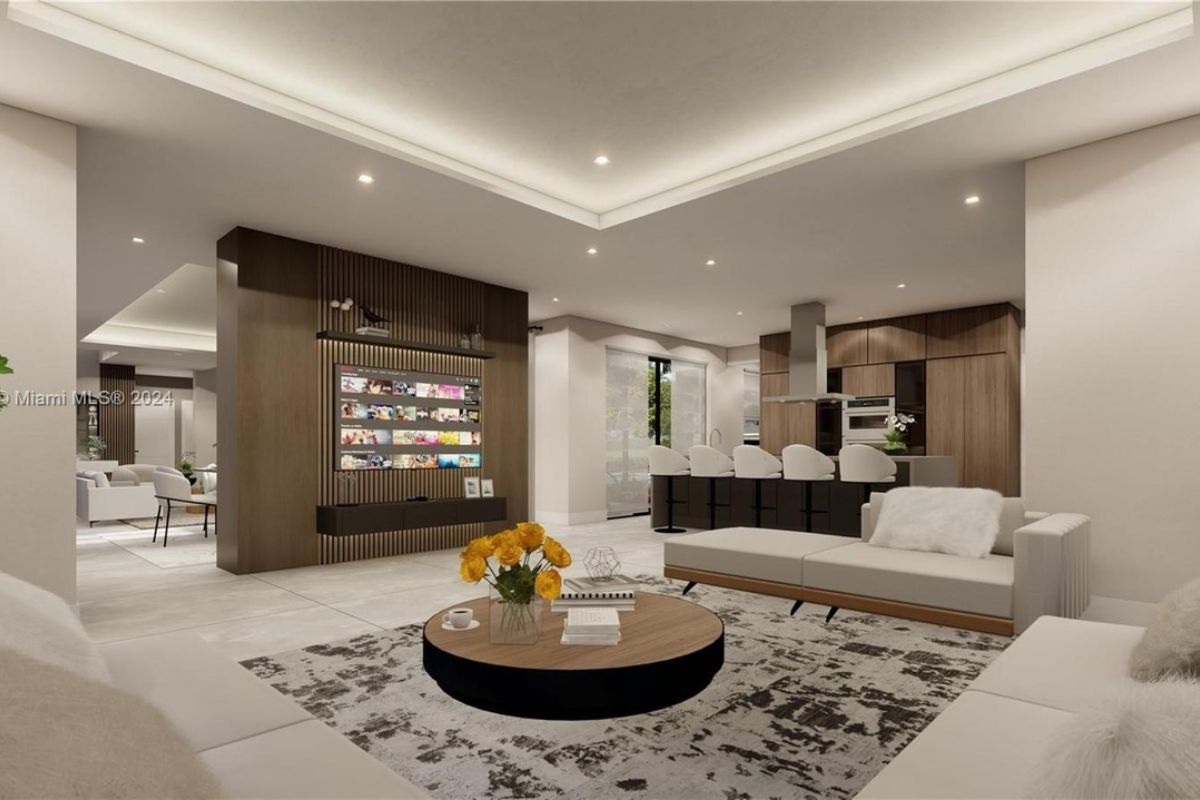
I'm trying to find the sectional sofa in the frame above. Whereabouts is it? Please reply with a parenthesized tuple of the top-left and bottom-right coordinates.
(664, 493, 1090, 635)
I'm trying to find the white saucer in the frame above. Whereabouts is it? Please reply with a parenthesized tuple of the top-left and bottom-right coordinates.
(441, 619, 481, 631)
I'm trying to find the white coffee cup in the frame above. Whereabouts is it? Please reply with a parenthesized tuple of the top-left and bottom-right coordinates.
(443, 608, 473, 629)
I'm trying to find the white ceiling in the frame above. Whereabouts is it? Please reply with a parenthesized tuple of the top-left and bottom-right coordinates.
(16, 0, 1191, 226)
(1, 2, 1199, 355)
(83, 262, 216, 348)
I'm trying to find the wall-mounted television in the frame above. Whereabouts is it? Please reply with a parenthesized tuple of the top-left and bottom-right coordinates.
(335, 364, 481, 470)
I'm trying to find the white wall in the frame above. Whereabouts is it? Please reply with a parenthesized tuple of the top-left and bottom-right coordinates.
(1025, 113, 1200, 603)
(0, 104, 77, 602)
(193, 368, 218, 467)
(531, 315, 742, 525)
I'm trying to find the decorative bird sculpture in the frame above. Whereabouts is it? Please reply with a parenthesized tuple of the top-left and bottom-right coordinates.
(360, 305, 390, 326)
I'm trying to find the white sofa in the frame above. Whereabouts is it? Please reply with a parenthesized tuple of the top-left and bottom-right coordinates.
(76, 473, 157, 524)
(856, 615, 1145, 798)
(100, 632, 428, 799)
(664, 493, 1090, 635)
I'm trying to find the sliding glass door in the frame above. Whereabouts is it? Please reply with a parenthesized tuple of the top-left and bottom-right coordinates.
(605, 349, 706, 518)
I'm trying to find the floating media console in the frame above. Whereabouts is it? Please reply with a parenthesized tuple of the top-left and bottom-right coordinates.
(317, 497, 508, 537)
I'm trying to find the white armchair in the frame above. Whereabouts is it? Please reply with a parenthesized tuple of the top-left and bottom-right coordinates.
(151, 470, 217, 546)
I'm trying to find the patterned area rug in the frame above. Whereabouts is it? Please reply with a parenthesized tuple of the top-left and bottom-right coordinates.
(242, 577, 1008, 799)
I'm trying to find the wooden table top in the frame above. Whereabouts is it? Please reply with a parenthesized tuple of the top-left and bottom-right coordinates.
(424, 592, 723, 671)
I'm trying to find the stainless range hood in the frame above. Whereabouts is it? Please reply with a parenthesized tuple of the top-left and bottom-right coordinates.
(762, 302, 854, 404)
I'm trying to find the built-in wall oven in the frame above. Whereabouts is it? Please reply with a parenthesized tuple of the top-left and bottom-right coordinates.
(842, 397, 895, 448)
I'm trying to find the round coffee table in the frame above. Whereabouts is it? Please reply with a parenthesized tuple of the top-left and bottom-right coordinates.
(422, 592, 724, 720)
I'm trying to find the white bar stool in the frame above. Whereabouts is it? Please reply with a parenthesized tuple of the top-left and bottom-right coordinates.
(826, 444, 897, 623)
(733, 445, 782, 528)
(782, 444, 836, 533)
(688, 445, 735, 529)
(648, 445, 690, 533)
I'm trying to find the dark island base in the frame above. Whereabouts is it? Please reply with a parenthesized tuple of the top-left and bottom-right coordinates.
(421, 633, 724, 720)
(650, 466, 917, 537)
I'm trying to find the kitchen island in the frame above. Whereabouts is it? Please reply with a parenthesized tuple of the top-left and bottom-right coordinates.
(650, 454, 956, 537)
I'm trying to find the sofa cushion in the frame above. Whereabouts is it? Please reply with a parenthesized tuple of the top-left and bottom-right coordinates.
(1130, 577, 1200, 682)
(664, 528, 854, 586)
(1027, 678, 1200, 800)
(855, 691, 1071, 799)
(99, 632, 311, 752)
(803, 542, 1013, 618)
(0, 647, 221, 799)
(971, 616, 1144, 712)
(0, 570, 112, 684)
(200, 719, 428, 799)
(865, 494, 1027, 557)
(869, 487, 1003, 559)
(86, 469, 110, 488)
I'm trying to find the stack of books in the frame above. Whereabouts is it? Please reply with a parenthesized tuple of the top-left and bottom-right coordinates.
(551, 575, 639, 613)
(560, 606, 621, 646)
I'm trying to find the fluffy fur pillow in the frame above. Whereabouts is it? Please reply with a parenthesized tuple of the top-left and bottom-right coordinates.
(1027, 678, 1200, 799)
(0, 648, 222, 799)
(868, 487, 1003, 559)
(0, 570, 111, 684)
(1130, 578, 1200, 682)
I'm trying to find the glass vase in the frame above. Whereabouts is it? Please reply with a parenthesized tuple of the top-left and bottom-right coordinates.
(489, 586, 543, 645)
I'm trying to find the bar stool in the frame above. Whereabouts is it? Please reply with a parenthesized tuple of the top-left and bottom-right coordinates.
(826, 445, 896, 624)
(688, 445, 735, 529)
(648, 445, 690, 533)
(782, 444, 836, 532)
(733, 445, 782, 528)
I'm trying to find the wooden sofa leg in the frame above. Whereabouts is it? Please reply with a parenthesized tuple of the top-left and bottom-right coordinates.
(790, 599, 804, 616)
(681, 581, 697, 596)
(825, 606, 839, 624)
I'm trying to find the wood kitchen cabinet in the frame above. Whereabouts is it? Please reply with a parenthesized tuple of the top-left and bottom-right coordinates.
(760, 332, 790, 373)
(758, 372, 815, 454)
(926, 304, 1017, 359)
(841, 363, 895, 397)
(826, 323, 868, 367)
(926, 352, 1018, 494)
(868, 315, 927, 363)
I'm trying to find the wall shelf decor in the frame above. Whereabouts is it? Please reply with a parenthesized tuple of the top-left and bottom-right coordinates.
(317, 330, 496, 359)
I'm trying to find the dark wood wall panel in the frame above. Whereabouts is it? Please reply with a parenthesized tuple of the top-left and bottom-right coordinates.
(314, 244, 527, 565)
(98, 364, 135, 464)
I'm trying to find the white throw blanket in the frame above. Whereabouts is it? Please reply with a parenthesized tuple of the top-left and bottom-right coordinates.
(869, 487, 1003, 559)
(0, 571, 111, 684)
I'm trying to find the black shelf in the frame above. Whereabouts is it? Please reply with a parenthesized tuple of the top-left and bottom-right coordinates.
(317, 497, 507, 536)
(317, 330, 496, 359)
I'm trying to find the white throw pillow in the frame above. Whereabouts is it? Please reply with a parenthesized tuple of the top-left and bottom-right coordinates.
(1027, 679, 1200, 799)
(89, 470, 110, 488)
(0, 571, 111, 684)
(1130, 577, 1200, 682)
(868, 486, 1003, 559)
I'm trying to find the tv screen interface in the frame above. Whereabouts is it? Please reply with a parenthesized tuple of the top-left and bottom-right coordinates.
(336, 364, 481, 470)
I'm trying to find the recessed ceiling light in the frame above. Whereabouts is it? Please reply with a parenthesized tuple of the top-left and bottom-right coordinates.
(593, 155, 610, 166)
(857, 316, 865, 321)
(736, 310, 743, 316)
(131, 236, 145, 244)
(586, 247, 598, 256)
(897, 283, 907, 289)
(964, 195, 980, 205)
(173, 352, 184, 356)
(155, 289, 167, 294)
(705, 259, 717, 267)
(552, 297, 560, 303)
(357, 174, 375, 185)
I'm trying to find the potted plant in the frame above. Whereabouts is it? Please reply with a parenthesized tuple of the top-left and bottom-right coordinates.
(179, 451, 196, 484)
(0, 355, 12, 414)
(883, 413, 916, 454)
(458, 522, 570, 644)
(85, 435, 107, 461)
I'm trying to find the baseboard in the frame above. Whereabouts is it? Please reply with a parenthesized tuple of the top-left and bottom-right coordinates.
(1081, 596, 1156, 627)
(534, 509, 608, 527)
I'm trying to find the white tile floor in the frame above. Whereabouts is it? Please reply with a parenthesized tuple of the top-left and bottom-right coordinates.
(76, 517, 675, 661)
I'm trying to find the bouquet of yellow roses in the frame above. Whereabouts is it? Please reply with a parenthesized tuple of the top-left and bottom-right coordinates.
(459, 521, 570, 602)
(460, 522, 571, 643)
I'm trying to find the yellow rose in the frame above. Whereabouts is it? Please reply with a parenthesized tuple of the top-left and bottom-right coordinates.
(459, 556, 487, 584)
(494, 538, 524, 567)
(490, 530, 516, 551)
(535, 568, 562, 601)
(542, 537, 571, 568)
(516, 521, 546, 551)
(461, 535, 493, 561)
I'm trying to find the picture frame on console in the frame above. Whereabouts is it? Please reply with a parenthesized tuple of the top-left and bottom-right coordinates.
(480, 478, 495, 498)
(464, 477, 481, 498)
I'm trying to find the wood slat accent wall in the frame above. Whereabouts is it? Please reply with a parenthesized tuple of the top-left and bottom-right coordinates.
(217, 228, 528, 573)
(98, 364, 135, 464)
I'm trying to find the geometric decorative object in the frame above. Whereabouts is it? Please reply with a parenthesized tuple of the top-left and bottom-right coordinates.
(583, 546, 621, 581)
